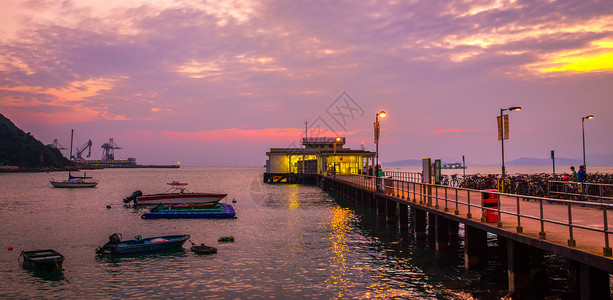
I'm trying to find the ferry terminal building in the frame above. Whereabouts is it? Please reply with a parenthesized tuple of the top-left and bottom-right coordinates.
(264, 137, 377, 183)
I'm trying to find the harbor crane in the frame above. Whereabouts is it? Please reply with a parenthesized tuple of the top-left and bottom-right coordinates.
(73, 140, 92, 160)
(101, 138, 122, 161)
(47, 139, 67, 150)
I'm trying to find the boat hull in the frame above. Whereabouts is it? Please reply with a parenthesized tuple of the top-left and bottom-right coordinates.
(134, 193, 226, 205)
(50, 181, 98, 188)
(142, 204, 236, 219)
(100, 235, 189, 255)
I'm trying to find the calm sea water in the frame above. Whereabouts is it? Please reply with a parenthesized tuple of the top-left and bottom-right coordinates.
(0, 167, 571, 299)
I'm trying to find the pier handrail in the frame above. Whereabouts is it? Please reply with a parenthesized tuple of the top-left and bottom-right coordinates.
(547, 180, 613, 203)
(334, 174, 613, 257)
(383, 171, 422, 182)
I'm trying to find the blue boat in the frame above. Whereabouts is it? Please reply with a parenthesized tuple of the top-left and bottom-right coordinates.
(141, 204, 236, 219)
(96, 233, 189, 255)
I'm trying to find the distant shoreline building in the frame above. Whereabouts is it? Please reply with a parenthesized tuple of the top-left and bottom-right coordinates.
(264, 137, 376, 183)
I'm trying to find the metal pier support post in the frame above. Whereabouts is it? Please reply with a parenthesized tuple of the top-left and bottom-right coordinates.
(427, 213, 436, 240)
(398, 204, 409, 231)
(464, 225, 488, 269)
(386, 199, 397, 223)
(507, 240, 532, 298)
(377, 196, 386, 216)
(435, 215, 450, 250)
(413, 209, 426, 240)
(568, 259, 611, 300)
(448, 221, 459, 238)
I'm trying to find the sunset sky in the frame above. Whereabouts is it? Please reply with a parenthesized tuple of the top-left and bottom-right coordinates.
(1, 0, 611, 166)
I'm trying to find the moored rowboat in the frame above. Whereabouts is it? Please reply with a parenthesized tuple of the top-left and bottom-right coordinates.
(20, 249, 65, 271)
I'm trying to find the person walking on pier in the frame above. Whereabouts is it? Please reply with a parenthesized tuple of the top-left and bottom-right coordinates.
(570, 166, 578, 182)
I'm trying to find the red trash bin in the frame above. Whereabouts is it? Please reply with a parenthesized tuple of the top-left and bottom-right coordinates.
(481, 189, 499, 223)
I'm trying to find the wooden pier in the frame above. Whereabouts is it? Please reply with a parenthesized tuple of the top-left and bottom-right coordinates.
(319, 174, 613, 299)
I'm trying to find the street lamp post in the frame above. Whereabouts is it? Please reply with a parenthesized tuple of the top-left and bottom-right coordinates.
(374, 111, 386, 181)
(500, 106, 521, 180)
(333, 137, 341, 177)
(582, 115, 594, 170)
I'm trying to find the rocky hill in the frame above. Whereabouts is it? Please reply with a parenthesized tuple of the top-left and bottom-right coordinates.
(0, 113, 72, 170)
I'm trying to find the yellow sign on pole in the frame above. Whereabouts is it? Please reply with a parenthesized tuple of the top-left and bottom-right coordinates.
(497, 115, 509, 140)
(504, 114, 509, 140)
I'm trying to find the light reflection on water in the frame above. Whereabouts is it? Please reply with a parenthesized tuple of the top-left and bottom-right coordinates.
(0, 167, 571, 299)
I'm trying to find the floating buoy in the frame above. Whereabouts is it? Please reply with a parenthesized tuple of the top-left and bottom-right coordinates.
(106, 205, 112, 209)
(8, 246, 13, 251)
(141, 215, 146, 219)
(218, 236, 234, 242)
(232, 198, 237, 203)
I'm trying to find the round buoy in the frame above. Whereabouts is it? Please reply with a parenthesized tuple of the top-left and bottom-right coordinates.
(8, 246, 13, 251)
(106, 205, 112, 209)
(232, 198, 237, 203)
(141, 215, 146, 219)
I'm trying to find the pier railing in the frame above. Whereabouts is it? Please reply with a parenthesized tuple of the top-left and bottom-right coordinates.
(383, 171, 422, 182)
(547, 180, 613, 203)
(335, 174, 613, 257)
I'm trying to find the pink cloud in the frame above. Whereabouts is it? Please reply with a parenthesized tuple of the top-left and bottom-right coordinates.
(161, 128, 360, 142)
(424, 128, 485, 136)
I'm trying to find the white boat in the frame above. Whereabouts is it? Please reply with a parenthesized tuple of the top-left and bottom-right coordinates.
(50, 172, 98, 188)
(123, 181, 227, 205)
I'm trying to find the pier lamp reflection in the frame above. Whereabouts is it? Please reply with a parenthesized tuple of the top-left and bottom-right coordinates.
(288, 189, 300, 209)
(326, 206, 354, 295)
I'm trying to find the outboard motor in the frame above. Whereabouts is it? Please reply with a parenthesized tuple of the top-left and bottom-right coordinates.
(96, 233, 122, 254)
(123, 190, 143, 203)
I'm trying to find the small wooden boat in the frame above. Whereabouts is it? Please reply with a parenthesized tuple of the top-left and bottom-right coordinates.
(141, 204, 236, 219)
(123, 182, 226, 205)
(20, 249, 65, 271)
(96, 233, 189, 255)
(50, 172, 98, 188)
(191, 244, 217, 254)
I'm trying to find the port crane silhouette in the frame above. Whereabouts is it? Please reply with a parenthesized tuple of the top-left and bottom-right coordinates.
(73, 140, 92, 160)
(101, 138, 122, 160)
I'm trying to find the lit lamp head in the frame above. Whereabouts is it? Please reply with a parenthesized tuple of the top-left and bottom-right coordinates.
(335, 137, 342, 143)
(583, 115, 594, 121)
(509, 106, 521, 111)
(378, 111, 387, 118)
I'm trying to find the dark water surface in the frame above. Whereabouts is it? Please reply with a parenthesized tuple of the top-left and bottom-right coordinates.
(1, 167, 569, 299)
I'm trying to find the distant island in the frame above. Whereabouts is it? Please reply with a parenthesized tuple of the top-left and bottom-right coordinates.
(385, 155, 612, 167)
(0, 113, 75, 172)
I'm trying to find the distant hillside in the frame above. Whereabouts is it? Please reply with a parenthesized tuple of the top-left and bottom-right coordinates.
(384, 159, 423, 167)
(0, 113, 72, 169)
(507, 157, 582, 167)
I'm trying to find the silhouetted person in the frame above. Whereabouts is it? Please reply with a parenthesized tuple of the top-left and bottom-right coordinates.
(368, 166, 373, 176)
(569, 166, 578, 182)
(578, 165, 587, 183)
